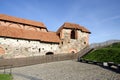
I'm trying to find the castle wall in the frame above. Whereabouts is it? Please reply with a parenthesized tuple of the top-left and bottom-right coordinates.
(0, 19, 90, 58)
(0, 37, 59, 58)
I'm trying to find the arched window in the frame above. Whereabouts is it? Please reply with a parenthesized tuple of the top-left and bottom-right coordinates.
(46, 52, 54, 55)
(71, 30, 77, 39)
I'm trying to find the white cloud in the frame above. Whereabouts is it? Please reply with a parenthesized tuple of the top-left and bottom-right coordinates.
(100, 15, 120, 23)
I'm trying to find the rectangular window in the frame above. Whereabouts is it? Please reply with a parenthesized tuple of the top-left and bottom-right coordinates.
(39, 48, 41, 52)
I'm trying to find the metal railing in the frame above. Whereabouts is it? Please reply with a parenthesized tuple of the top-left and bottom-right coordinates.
(77, 40, 120, 59)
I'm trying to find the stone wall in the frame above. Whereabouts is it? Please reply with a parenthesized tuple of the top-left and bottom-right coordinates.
(59, 29, 89, 53)
(0, 37, 59, 58)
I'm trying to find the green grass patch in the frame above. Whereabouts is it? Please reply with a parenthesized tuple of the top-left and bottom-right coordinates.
(83, 42, 120, 64)
(0, 74, 13, 80)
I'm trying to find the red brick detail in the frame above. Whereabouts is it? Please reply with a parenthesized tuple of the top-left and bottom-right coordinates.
(0, 46, 5, 54)
(69, 48, 77, 53)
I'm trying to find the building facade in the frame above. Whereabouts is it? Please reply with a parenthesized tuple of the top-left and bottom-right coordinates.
(0, 14, 91, 58)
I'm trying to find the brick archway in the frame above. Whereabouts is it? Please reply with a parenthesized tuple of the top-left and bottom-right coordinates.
(69, 49, 77, 53)
(0, 46, 5, 54)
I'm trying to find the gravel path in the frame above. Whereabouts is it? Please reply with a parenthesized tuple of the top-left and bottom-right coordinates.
(2, 60, 120, 80)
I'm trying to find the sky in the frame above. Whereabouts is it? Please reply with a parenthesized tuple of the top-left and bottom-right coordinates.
(0, 0, 120, 44)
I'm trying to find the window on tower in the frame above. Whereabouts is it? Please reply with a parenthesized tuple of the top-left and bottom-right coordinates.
(71, 30, 77, 39)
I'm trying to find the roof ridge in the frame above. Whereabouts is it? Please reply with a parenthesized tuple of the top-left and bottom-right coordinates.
(64, 22, 79, 25)
(57, 22, 91, 33)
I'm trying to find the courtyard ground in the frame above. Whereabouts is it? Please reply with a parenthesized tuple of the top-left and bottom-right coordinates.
(1, 60, 120, 80)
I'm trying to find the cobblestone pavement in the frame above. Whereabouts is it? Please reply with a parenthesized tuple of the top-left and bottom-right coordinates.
(1, 60, 120, 80)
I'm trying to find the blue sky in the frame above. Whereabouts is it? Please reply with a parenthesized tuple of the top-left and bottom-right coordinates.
(0, 0, 120, 44)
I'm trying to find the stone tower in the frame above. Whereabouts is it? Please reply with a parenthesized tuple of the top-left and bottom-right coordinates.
(57, 22, 91, 53)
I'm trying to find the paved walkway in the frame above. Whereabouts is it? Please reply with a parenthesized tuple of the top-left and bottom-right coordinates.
(1, 60, 120, 80)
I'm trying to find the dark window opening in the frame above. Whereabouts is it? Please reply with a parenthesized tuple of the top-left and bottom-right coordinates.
(58, 33, 60, 38)
(28, 40, 30, 42)
(39, 48, 41, 52)
(84, 42, 86, 44)
(46, 52, 54, 55)
(71, 51, 75, 53)
(71, 30, 76, 39)
(61, 41, 63, 45)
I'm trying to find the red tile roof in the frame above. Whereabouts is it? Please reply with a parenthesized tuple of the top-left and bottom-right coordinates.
(0, 14, 46, 28)
(57, 22, 91, 33)
(0, 14, 90, 43)
(0, 26, 60, 43)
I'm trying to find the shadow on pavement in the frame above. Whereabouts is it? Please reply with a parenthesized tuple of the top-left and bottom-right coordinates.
(13, 73, 43, 80)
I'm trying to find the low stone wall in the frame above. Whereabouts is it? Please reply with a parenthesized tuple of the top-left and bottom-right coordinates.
(78, 58, 120, 73)
(0, 53, 78, 68)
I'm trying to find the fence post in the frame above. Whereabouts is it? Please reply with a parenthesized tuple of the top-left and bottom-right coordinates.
(10, 65, 12, 75)
(4, 65, 6, 74)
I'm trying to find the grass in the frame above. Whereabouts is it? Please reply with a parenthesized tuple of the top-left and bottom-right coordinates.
(0, 74, 13, 80)
(83, 42, 120, 64)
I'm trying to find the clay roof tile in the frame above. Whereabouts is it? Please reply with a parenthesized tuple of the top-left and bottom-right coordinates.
(0, 26, 60, 43)
(0, 14, 46, 28)
(57, 22, 91, 34)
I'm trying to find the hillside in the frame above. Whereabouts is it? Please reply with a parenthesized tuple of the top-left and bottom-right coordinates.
(83, 42, 120, 64)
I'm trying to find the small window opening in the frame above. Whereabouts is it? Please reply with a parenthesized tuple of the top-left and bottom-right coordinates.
(46, 52, 54, 55)
(58, 33, 60, 38)
(71, 30, 76, 39)
(84, 42, 86, 44)
(71, 51, 75, 53)
(39, 48, 41, 52)
(61, 41, 63, 45)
